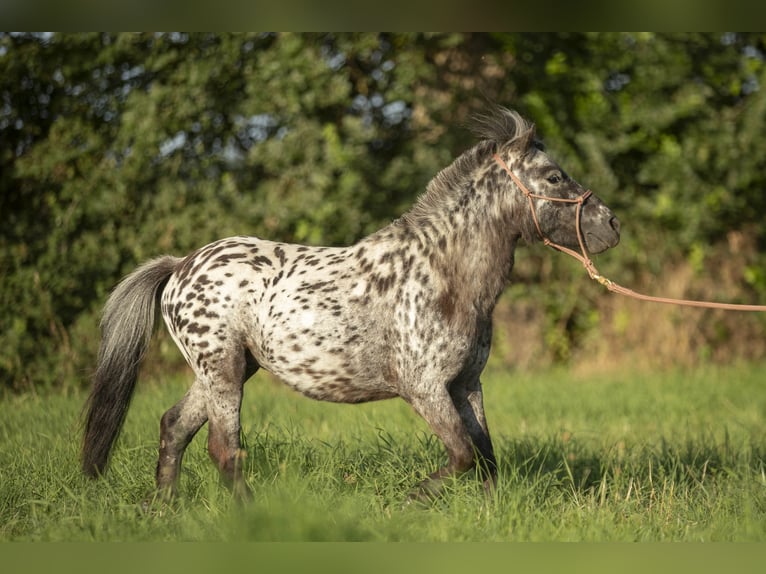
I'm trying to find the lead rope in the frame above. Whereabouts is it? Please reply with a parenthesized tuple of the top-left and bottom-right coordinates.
(493, 153, 766, 312)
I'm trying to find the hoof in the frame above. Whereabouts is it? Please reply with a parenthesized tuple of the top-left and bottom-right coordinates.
(405, 476, 447, 506)
(140, 487, 177, 515)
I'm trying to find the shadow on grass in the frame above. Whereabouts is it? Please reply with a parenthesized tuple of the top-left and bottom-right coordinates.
(497, 433, 766, 504)
(240, 430, 766, 502)
(236, 424, 765, 507)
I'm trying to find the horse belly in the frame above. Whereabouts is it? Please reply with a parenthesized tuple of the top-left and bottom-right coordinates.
(252, 304, 396, 403)
(277, 368, 398, 404)
(261, 344, 396, 404)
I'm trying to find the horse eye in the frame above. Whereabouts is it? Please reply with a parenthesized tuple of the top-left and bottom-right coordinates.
(547, 174, 561, 184)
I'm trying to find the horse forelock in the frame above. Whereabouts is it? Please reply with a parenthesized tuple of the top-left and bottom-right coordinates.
(469, 105, 537, 153)
(433, 107, 539, 195)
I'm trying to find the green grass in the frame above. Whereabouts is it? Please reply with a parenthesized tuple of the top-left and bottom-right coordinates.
(1, 362, 765, 541)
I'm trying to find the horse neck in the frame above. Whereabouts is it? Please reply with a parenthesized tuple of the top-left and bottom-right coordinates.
(395, 164, 524, 319)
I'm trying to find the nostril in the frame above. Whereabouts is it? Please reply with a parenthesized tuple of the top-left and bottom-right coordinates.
(610, 216, 621, 234)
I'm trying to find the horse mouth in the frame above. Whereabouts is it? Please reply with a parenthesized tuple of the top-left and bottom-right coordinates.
(585, 235, 614, 254)
(585, 217, 621, 254)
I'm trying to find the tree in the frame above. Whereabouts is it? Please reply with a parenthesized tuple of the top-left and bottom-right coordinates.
(2, 33, 765, 389)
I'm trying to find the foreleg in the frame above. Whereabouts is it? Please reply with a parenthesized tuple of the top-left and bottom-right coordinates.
(406, 386, 477, 501)
(449, 377, 497, 491)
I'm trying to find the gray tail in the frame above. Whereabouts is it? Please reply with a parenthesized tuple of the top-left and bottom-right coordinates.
(81, 255, 181, 478)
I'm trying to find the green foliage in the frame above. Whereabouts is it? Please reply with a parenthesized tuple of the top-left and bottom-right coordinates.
(1, 364, 765, 541)
(2, 33, 766, 389)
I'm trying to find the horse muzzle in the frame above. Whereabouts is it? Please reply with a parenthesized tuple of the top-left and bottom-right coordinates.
(584, 214, 620, 254)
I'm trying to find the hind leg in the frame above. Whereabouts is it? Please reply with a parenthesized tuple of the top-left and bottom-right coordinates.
(156, 380, 209, 497)
(155, 349, 257, 500)
(203, 349, 256, 500)
(206, 379, 250, 499)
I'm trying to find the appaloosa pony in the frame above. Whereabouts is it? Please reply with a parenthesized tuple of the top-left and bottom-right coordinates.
(82, 106, 620, 501)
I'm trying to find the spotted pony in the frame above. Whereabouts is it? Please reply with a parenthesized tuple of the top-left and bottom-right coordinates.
(82, 106, 620, 501)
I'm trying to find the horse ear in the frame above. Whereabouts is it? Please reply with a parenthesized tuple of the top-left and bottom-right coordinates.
(498, 133, 535, 158)
(502, 138, 526, 154)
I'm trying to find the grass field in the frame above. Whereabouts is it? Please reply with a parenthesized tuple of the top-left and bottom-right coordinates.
(1, 362, 765, 541)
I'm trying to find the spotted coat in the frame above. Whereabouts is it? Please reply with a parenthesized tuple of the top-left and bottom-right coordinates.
(81, 106, 620, 501)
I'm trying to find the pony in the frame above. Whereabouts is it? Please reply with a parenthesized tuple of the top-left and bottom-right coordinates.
(82, 105, 620, 501)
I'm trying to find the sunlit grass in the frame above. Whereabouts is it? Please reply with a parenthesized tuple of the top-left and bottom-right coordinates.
(1, 362, 764, 541)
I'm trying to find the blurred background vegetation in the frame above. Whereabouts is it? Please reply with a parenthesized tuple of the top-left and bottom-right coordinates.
(2, 32, 766, 391)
